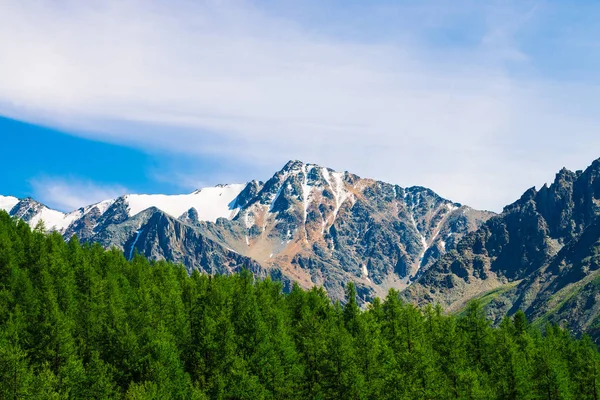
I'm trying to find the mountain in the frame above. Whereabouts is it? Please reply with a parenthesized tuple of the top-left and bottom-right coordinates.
(6, 157, 600, 338)
(406, 158, 600, 339)
(1, 160, 492, 302)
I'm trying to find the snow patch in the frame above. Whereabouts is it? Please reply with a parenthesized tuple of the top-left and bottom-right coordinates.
(243, 212, 255, 229)
(281, 229, 293, 244)
(0, 196, 19, 212)
(419, 236, 428, 261)
(29, 207, 80, 233)
(408, 211, 429, 268)
(301, 165, 314, 224)
(361, 264, 371, 282)
(300, 165, 315, 243)
(125, 184, 245, 222)
(323, 170, 349, 223)
(446, 203, 459, 213)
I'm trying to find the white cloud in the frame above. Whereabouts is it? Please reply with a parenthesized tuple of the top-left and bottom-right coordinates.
(1, 0, 600, 211)
(30, 178, 127, 212)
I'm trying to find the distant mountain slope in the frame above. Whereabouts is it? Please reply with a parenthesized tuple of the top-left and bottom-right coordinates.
(405, 158, 600, 339)
(1, 160, 492, 302)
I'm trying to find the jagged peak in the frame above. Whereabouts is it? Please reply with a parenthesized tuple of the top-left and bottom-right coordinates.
(16, 196, 44, 206)
(553, 167, 577, 184)
(182, 207, 199, 220)
(522, 186, 538, 199)
(270, 162, 328, 191)
(278, 160, 337, 176)
(281, 159, 305, 170)
(503, 186, 537, 213)
(278, 160, 317, 176)
(10, 197, 52, 215)
(499, 158, 600, 216)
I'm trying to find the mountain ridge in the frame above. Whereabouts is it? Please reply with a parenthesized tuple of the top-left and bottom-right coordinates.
(405, 156, 600, 339)
(1, 160, 493, 302)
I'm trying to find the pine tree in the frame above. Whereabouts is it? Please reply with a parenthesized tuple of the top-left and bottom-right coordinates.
(0, 313, 33, 399)
(532, 325, 573, 399)
(343, 282, 360, 336)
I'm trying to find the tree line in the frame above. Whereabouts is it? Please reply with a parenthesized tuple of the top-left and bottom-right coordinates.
(0, 210, 599, 399)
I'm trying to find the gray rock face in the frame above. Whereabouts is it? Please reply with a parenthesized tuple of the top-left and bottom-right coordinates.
(192, 161, 491, 302)
(3, 160, 491, 303)
(10, 198, 47, 223)
(405, 158, 600, 340)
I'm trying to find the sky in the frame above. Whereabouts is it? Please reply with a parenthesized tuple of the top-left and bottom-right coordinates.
(1, 0, 600, 212)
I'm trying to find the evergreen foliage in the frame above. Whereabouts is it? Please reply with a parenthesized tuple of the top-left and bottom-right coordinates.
(0, 211, 599, 399)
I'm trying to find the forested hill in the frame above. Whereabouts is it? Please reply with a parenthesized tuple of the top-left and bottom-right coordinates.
(1, 211, 600, 399)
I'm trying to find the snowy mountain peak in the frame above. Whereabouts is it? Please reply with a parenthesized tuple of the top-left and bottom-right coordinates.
(9, 197, 79, 233)
(278, 160, 331, 176)
(123, 184, 246, 222)
(241, 161, 348, 215)
(280, 159, 305, 172)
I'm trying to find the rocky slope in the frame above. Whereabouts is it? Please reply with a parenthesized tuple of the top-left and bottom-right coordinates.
(406, 158, 600, 339)
(1, 160, 492, 302)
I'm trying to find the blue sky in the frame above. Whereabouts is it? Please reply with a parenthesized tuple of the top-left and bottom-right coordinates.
(0, 116, 261, 210)
(1, 0, 600, 212)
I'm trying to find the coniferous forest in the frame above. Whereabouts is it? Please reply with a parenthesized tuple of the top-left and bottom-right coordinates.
(1, 210, 599, 399)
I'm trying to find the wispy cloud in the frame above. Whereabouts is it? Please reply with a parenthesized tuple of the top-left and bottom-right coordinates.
(1, 0, 600, 211)
(30, 178, 127, 212)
